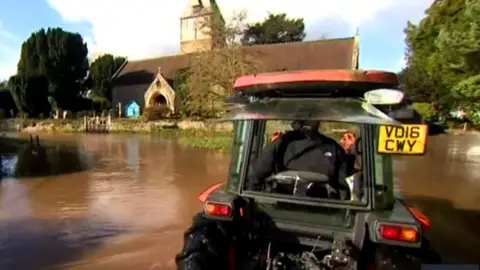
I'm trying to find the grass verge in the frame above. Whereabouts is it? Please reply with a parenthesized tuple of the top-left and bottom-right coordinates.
(170, 130, 233, 152)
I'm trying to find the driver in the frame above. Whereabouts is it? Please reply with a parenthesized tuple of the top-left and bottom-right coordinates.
(247, 120, 354, 198)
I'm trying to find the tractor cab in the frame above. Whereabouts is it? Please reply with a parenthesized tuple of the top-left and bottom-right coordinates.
(185, 70, 437, 270)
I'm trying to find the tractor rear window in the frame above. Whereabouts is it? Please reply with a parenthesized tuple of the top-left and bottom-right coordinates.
(245, 119, 365, 204)
(221, 97, 399, 206)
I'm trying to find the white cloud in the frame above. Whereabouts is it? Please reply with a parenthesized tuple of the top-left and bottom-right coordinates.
(47, 0, 431, 61)
(0, 48, 19, 81)
(0, 0, 433, 80)
(0, 22, 20, 81)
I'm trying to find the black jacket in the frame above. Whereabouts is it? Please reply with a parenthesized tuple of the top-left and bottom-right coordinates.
(247, 129, 353, 193)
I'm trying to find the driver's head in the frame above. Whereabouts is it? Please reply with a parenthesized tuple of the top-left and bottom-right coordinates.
(291, 120, 321, 131)
(305, 120, 320, 131)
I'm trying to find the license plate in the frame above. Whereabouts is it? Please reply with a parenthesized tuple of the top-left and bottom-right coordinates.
(377, 124, 428, 155)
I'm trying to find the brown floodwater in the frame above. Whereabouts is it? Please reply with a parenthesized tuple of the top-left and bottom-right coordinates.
(0, 132, 479, 269)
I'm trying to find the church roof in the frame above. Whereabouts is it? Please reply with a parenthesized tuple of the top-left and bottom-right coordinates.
(113, 36, 358, 86)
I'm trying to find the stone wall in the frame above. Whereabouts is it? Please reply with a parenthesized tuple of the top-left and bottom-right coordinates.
(0, 118, 234, 133)
(0, 119, 20, 131)
(109, 119, 233, 132)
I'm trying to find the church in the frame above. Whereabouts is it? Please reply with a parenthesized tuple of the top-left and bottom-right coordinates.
(111, 0, 360, 117)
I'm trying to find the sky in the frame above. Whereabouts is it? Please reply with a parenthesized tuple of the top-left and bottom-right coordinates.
(0, 0, 434, 81)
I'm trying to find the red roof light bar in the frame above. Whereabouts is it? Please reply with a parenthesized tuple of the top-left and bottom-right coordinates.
(234, 69, 399, 89)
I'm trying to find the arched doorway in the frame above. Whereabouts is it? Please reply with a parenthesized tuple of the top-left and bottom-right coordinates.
(151, 94, 168, 107)
(145, 90, 175, 114)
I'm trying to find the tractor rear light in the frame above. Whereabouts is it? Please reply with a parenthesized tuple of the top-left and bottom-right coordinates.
(378, 224, 419, 242)
(408, 207, 431, 230)
(204, 202, 232, 217)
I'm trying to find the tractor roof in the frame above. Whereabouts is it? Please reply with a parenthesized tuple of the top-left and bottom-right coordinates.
(233, 69, 399, 98)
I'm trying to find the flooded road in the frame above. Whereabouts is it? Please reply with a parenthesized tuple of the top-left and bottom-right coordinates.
(395, 133, 480, 263)
(0, 134, 227, 270)
(0, 132, 479, 269)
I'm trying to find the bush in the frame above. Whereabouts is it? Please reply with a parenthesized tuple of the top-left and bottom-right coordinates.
(466, 104, 480, 125)
(17, 112, 29, 119)
(412, 102, 436, 121)
(141, 105, 171, 121)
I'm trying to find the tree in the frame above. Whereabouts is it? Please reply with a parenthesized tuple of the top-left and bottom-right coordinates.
(15, 28, 89, 111)
(437, 0, 480, 117)
(186, 11, 261, 117)
(401, 0, 471, 115)
(8, 74, 50, 117)
(451, 74, 480, 124)
(172, 68, 192, 116)
(0, 81, 18, 117)
(241, 13, 306, 45)
(88, 54, 126, 108)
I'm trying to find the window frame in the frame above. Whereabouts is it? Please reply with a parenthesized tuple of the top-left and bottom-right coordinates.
(371, 125, 395, 209)
(226, 119, 379, 210)
(226, 120, 252, 192)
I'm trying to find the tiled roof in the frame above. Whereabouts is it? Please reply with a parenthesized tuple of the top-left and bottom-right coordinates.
(113, 37, 357, 86)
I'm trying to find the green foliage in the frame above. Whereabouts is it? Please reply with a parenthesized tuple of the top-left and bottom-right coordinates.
(8, 74, 50, 117)
(0, 90, 17, 117)
(89, 54, 126, 105)
(452, 75, 480, 124)
(0, 80, 17, 117)
(172, 68, 191, 116)
(402, 0, 480, 117)
(178, 131, 232, 152)
(452, 74, 480, 100)
(242, 13, 306, 45)
(412, 102, 436, 121)
(15, 28, 89, 111)
(468, 104, 480, 125)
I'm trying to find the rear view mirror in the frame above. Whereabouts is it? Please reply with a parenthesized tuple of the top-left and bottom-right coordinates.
(364, 89, 404, 105)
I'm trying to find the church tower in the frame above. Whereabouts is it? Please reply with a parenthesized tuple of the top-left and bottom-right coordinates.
(180, 0, 223, 54)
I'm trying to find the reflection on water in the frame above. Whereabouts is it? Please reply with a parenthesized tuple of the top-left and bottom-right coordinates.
(0, 137, 90, 179)
(447, 135, 480, 165)
(0, 216, 128, 270)
(395, 133, 480, 263)
(395, 133, 480, 202)
(0, 155, 17, 178)
(0, 133, 228, 269)
(0, 132, 479, 268)
(1, 178, 31, 219)
(125, 138, 139, 171)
